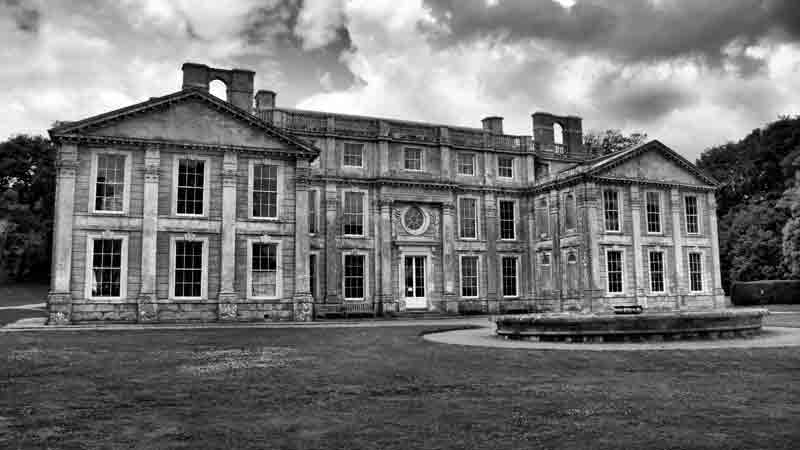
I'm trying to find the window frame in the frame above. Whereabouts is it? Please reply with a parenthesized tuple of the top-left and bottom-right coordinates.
(84, 232, 129, 300)
(500, 255, 520, 298)
(309, 251, 320, 301)
(536, 197, 550, 239)
(247, 159, 283, 221)
(497, 198, 518, 241)
(342, 142, 364, 168)
(341, 251, 369, 301)
(89, 149, 132, 215)
(645, 190, 663, 234)
(602, 188, 622, 232)
(648, 250, 666, 294)
(459, 254, 480, 299)
(308, 187, 320, 235)
(245, 237, 283, 300)
(172, 155, 211, 218)
(688, 250, 705, 293)
(457, 152, 476, 176)
(684, 194, 701, 235)
(564, 192, 577, 232)
(403, 147, 425, 172)
(168, 234, 209, 300)
(605, 248, 625, 295)
(457, 195, 480, 240)
(497, 155, 514, 179)
(341, 188, 369, 237)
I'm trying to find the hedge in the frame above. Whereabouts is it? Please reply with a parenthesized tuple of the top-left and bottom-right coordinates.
(731, 280, 800, 306)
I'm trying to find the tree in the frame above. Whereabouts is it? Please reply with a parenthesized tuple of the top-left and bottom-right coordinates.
(723, 200, 789, 284)
(583, 129, 647, 156)
(780, 148, 800, 278)
(0, 134, 56, 282)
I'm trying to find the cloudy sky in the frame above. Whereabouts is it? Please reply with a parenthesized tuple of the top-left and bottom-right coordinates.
(2, 0, 800, 161)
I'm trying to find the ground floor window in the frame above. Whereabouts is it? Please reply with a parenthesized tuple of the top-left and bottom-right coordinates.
(649, 251, 665, 293)
(87, 236, 126, 298)
(344, 254, 365, 300)
(174, 240, 204, 298)
(460, 256, 479, 298)
(689, 252, 703, 292)
(309, 254, 317, 299)
(501, 256, 518, 297)
(606, 250, 623, 293)
(250, 242, 279, 298)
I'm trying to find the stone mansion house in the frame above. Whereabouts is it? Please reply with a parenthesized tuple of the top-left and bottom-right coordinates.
(46, 63, 725, 324)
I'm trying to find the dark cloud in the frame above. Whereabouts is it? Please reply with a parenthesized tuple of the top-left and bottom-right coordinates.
(423, 0, 800, 72)
(3, 0, 40, 33)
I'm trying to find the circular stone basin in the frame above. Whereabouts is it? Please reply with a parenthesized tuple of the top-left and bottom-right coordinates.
(495, 308, 768, 342)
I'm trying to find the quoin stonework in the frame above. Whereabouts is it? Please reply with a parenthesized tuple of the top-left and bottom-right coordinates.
(45, 63, 725, 324)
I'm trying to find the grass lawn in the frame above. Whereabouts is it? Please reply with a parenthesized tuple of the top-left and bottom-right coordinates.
(2, 325, 799, 450)
(0, 283, 48, 307)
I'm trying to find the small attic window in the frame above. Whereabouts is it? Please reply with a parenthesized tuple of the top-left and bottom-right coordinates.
(209, 79, 227, 101)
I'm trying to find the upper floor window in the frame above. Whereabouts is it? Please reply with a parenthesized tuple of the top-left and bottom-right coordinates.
(646, 191, 662, 233)
(536, 198, 549, 238)
(457, 152, 475, 176)
(498, 156, 514, 178)
(458, 197, 478, 239)
(535, 163, 550, 179)
(684, 195, 699, 234)
(606, 249, 623, 293)
(93, 153, 127, 213)
(343, 191, 365, 236)
(252, 164, 279, 219)
(564, 193, 577, 231)
(404, 147, 423, 171)
(499, 200, 516, 240)
(603, 189, 620, 232)
(343, 143, 364, 167)
(176, 158, 207, 216)
(308, 189, 318, 234)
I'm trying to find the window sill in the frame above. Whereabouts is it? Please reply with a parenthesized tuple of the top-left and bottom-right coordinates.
(170, 296, 206, 301)
(174, 213, 208, 219)
(249, 216, 281, 221)
(342, 234, 367, 239)
(91, 210, 126, 216)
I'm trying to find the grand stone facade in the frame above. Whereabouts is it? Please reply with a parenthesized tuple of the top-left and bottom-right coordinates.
(46, 63, 725, 324)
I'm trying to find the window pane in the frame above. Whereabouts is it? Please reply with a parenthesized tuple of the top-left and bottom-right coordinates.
(458, 153, 474, 175)
(502, 257, 517, 297)
(499, 200, 515, 239)
(343, 192, 364, 235)
(603, 190, 620, 231)
(498, 157, 513, 178)
(309, 254, 317, 299)
(308, 190, 317, 234)
(606, 250, 623, 293)
(649, 251, 664, 292)
(91, 238, 123, 297)
(177, 159, 205, 215)
(689, 252, 703, 291)
(253, 164, 278, 218)
(404, 148, 422, 170)
(461, 256, 478, 297)
(95, 154, 126, 212)
(459, 198, 477, 238)
(646, 192, 661, 233)
(174, 240, 203, 297)
(565, 194, 576, 231)
(343, 143, 363, 167)
(685, 196, 699, 234)
(251, 243, 277, 297)
(344, 254, 365, 299)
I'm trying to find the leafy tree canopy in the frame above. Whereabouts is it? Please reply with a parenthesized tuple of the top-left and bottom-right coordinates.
(583, 129, 648, 156)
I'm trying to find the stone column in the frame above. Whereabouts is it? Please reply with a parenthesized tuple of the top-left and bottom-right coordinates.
(526, 198, 538, 300)
(324, 184, 339, 303)
(670, 188, 686, 309)
(47, 143, 78, 325)
(442, 194, 457, 312)
(378, 197, 395, 314)
(582, 183, 600, 312)
(293, 160, 314, 321)
(218, 150, 239, 320)
(549, 189, 562, 310)
(137, 147, 160, 322)
(630, 185, 645, 306)
(707, 191, 725, 307)
(484, 192, 498, 311)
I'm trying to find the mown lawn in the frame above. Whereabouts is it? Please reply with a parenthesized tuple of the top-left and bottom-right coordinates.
(2, 325, 799, 450)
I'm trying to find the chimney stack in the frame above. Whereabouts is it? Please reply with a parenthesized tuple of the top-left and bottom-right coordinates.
(481, 116, 504, 134)
(532, 112, 583, 154)
(255, 90, 276, 110)
(180, 62, 255, 112)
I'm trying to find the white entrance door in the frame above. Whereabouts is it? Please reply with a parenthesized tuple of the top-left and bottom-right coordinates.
(404, 255, 427, 309)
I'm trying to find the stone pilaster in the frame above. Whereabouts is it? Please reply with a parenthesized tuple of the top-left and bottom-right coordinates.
(378, 197, 395, 314)
(583, 183, 601, 312)
(707, 191, 725, 307)
(324, 185, 339, 303)
(218, 150, 239, 320)
(47, 143, 78, 325)
(630, 185, 645, 306)
(484, 192, 498, 308)
(670, 188, 686, 308)
(138, 147, 160, 322)
(526, 198, 538, 300)
(441, 196, 457, 310)
(439, 126, 451, 181)
(293, 160, 313, 321)
(549, 189, 562, 310)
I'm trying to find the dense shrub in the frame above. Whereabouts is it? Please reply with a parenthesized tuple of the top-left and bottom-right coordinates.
(731, 280, 800, 305)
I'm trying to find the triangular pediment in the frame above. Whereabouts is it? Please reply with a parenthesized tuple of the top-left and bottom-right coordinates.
(49, 89, 318, 156)
(589, 140, 717, 187)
